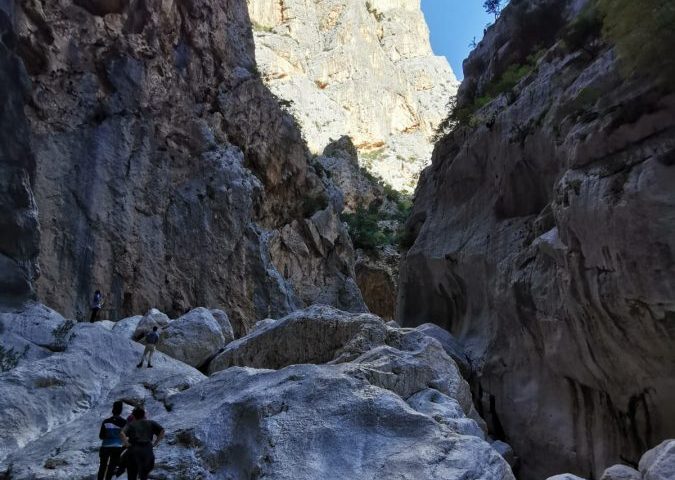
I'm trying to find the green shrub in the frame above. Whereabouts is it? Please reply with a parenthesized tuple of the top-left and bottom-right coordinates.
(52, 320, 75, 352)
(596, 0, 675, 89)
(562, 3, 604, 53)
(0, 344, 28, 372)
(342, 206, 393, 251)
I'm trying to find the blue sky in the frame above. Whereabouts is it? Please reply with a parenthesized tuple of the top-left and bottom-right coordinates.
(421, 0, 494, 80)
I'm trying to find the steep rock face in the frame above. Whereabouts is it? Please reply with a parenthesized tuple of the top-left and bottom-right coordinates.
(11, 0, 365, 329)
(0, 7, 39, 303)
(0, 303, 515, 480)
(317, 137, 403, 318)
(398, 1, 675, 479)
(246, 0, 458, 191)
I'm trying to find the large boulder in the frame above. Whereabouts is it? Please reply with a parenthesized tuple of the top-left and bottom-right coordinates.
(414, 323, 471, 376)
(133, 308, 170, 341)
(158, 308, 227, 368)
(600, 465, 640, 480)
(153, 365, 514, 479)
(210, 309, 235, 343)
(348, 335, 472, 409)
(111, 315, 142, 340)
(209, 305, 388, 373)
(639, 440, 675, 480)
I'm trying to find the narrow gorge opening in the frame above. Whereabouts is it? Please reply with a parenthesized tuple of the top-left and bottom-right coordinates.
(0, 1, 673, 480)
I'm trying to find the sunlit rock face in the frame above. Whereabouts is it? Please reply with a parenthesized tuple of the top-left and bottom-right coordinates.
(398, 0, 675, 479)
(9, 0, 365, 330)
(247, 0, 458, 191)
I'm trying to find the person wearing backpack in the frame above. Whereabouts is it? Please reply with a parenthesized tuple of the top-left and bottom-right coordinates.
(97, 400, 127, 480)
(136, 326, 160, 368)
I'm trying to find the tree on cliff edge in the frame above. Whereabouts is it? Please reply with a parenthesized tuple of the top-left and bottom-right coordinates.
(483, 0, 502, 19)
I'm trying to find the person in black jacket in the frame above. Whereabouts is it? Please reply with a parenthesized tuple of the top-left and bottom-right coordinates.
(97, 400, 127, 480)
(120, 407, 165, 480)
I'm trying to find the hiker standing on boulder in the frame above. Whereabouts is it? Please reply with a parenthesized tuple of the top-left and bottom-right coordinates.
(120, 407, 165, 480)
(90, 290, 104, 322)
(136, 326, 160, 368)
(97, 400, 127, 480)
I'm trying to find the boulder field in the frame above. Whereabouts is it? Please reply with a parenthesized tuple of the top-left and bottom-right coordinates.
(0, 303, 515, 480)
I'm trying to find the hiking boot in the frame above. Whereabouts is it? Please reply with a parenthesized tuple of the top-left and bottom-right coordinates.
(147, 364, 153, 368)
(136, 363, 143, 368)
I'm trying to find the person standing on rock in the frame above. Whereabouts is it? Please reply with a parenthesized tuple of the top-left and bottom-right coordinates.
(136, 326, 159, 368)
(97, 400, 127, 480)
(90, 290, 104, 322)
(119, 407, 165, 480)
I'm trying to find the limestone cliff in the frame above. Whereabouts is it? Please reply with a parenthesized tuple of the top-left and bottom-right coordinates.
(0, 7, 39, 304)
(247, 0, 458, 191)
(398, 0, 675, 479)
(7, 0, 365, 330)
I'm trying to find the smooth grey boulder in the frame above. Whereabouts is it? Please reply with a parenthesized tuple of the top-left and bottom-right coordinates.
(545, 475, 587, 480)
(0, 303, 67, 355)
(133, 308, 170, 340)
(210, 309, 235, 343)
(639, 440, 675, 480)
(209, 305, 387, 373)
(158, 308, 227, 368)
(492, 440, 516, 468)
(414, 323, 471, 376)
(111, 315, 142, 339)
(152, 365, 514, 480)
(600, 465, 640, 480)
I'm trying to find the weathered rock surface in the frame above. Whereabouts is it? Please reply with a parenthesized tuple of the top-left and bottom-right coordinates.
(398, 1, 675, 479)
(247, 0, 458, 191)
(0, 303, 515, 480)
(158, 307, 228, 368)
(639, 440, 675, 480)
(10, 0, 364, 330)
(111, 314, 142, 339)
(0, 307, 205, 469)
(600, 465, 641, 480)
(209, 305, 388, 373)
(0, 8, 39, 303)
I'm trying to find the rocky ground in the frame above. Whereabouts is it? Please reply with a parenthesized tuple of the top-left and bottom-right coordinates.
(0, 302, 516, 480)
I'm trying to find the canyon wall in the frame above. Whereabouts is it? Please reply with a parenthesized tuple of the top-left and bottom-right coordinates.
(8, 0, 365, 330)
(398, 0, 675, 479)
(247, 0, 458, 191)
(0, 6, 39, 305)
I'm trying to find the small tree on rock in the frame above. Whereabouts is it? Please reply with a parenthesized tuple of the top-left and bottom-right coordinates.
(483, 0, 502, 19)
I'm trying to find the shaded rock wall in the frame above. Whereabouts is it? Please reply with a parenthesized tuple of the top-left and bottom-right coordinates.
(398, 1, 675, 479)
(10, 0, 365, 329)
(0, 6, 39, 304)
